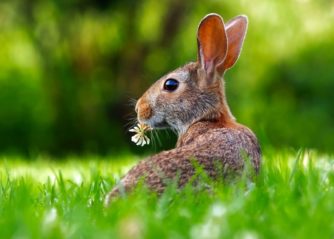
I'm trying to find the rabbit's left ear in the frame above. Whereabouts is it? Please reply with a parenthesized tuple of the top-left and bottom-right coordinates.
(197, 14, 228, 77)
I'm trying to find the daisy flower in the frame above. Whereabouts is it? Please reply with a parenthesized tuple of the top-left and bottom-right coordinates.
(129, 123, 152, 146)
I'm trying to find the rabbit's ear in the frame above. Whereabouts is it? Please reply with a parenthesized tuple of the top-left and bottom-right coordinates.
(197, 14, 228, 77)
(218, 15, 248, 72)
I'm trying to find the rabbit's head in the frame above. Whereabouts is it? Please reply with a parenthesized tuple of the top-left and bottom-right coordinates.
(135, 14, 248, 134)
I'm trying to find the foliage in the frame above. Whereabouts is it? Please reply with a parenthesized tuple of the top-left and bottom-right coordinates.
(0, 0, 333, 154)
(0, 150, 334, 238)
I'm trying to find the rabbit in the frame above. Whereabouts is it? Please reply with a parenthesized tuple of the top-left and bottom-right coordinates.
(105, 13, 261, 206)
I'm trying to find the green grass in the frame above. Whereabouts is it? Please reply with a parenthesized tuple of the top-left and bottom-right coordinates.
(0, 149, 334, 239)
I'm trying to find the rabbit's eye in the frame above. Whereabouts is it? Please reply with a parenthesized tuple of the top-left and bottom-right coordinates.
(163, 78, 179, 92)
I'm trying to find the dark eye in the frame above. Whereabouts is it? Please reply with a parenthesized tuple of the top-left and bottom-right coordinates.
(163, 78, 179, 92)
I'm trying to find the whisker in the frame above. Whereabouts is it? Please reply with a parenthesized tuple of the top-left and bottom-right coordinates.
(128, 98, 138, 107)
(151, 130, 157, 147)
(149, 130, 158, 151)
(124, 112, 138, 130)
(153, 130, 161, 148)
(125, 116, 138, 130)
(168, 127, 178, 137)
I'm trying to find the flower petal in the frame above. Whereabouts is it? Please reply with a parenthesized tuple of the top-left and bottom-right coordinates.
(136, 137, 143, 146)
(144, 135, 150, 145)
(140, 139, 146, 146)
(131, 134, 140, 143)
(135, 126, 140, 131)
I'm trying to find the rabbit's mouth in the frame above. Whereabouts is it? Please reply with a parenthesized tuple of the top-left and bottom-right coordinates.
(151, 119, 169, 129)
(140, 117, 169, 129)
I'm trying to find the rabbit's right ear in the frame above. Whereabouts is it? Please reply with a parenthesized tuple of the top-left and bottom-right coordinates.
(197, 14, 228, 79)
(218, 15, 248, 72)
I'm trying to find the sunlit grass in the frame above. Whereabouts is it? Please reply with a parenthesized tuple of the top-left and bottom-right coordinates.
(0, 154, 136, 183)
(0, 149, 333, 238)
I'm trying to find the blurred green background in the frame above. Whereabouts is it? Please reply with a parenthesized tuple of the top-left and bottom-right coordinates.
(0, 0, 333, 156)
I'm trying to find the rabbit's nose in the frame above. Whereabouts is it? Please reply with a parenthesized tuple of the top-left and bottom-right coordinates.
(136, 98, 152, 120)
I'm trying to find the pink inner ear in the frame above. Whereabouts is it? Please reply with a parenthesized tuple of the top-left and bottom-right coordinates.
(204, 59, 213, 72)
(197, 14, 228, 74)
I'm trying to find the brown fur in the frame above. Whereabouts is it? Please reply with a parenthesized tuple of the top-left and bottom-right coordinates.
(136, 96, 152, 120)
(105, 13, 261, 206)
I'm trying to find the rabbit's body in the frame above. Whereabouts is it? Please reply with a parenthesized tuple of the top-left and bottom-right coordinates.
(107, 122, 260, 199)
(105, 13, 261, 205)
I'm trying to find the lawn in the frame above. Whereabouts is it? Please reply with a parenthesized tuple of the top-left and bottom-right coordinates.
(0, 149, 333, 239)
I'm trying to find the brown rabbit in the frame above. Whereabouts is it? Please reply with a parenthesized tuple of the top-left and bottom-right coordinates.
(105, 13, 261, 205)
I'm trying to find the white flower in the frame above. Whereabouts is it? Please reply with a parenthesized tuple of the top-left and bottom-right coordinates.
(129, 123, 151, 146)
